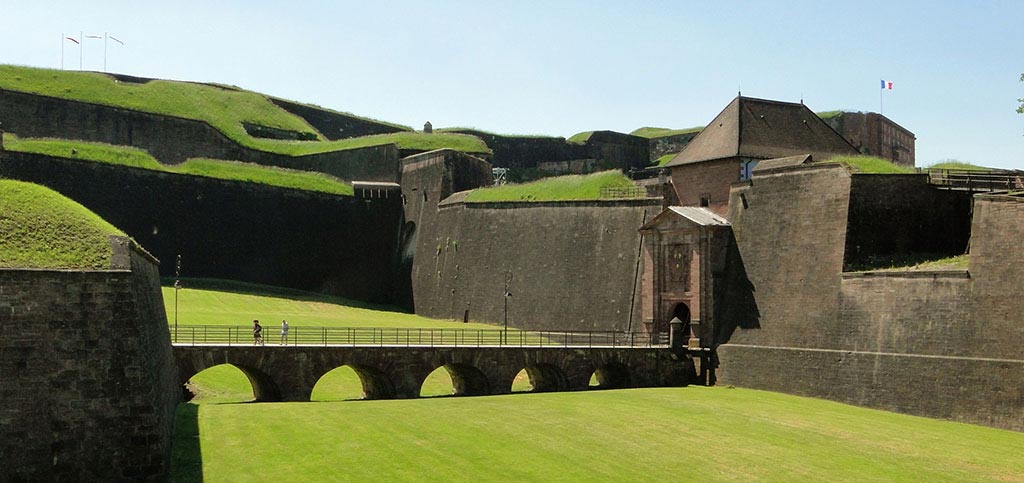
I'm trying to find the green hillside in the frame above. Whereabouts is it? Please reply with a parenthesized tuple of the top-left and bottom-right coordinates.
(0, 65, 489, 156)
(630, 126, 702, 139)
(171, 386, 1024, 482)
(464, 170, 638, 202)
(3, 134, 354, 195)
(833, 155, 916, 174)
(0, 179, 125, 269)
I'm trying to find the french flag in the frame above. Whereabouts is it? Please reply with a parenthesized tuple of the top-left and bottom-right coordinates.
(880, 79, 893, 90)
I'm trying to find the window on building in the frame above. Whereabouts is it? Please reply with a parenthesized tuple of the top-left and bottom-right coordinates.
(699, 194, 710, 207)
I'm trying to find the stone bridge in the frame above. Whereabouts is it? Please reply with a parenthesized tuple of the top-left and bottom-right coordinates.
(173, 345, 698, 401)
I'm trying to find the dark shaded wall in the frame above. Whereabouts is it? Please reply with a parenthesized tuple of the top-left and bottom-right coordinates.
(1, 151, 403, 303)
(717, 165, 1023, 431)
(270, 97, 407, 140)
(442, 129, 648, 173)
(844, 174, 973, 268)
(443, 129, 581, 169)
(0, 89, 399, 181)
(648, 131, 700, 160)
(0, 239, 180, 480)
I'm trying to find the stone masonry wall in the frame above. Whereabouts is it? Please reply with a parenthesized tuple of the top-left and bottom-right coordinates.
(0, 89, 399, 181)
(0, 239, 179, 480)
(717, 166, 1023, 431)
(412, 199, 661, 331)
(669, 157, 741, 216)
(648, 131, 700, 161)
(1, 151, 403, 303)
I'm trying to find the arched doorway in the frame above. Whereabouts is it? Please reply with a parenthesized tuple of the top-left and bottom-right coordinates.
(672, 302, 692, 340)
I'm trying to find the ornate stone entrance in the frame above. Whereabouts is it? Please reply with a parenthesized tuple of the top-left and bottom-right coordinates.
(639, 207, 732, 348)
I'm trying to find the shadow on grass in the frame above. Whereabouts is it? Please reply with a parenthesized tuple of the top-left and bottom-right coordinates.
(170, 402, 203, 483)
(161, 277, 411, 313)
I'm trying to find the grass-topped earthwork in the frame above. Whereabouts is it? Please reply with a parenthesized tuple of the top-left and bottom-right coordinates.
(464, 169, 638, 202)
(3, 134, 353, 195)
(832, 155, 917, 174)
(566, 130, 594, 143)
(170, 385, 1024, 482)
(0, 65, 490, 156)
(630, 126, 702, 139)
(0, 179, 125, 269)
(926, 160, 994, 171)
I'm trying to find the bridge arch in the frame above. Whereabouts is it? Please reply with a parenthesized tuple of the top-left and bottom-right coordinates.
(422, 363, 490, 397)
(589, 362, 633, 390)
(183, 363, 281, 402)
(512, 363, 569, 393)
(310, 364, 395, 400)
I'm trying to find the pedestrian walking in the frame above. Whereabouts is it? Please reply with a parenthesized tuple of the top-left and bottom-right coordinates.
(253, 319, 263, 346)
(280, 320, 289, 345)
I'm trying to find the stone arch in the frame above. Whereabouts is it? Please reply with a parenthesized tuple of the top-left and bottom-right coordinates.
(345, 364, 396, 400)
(590, 362, 633, 390)
(310, 365, 370, 401)
(423, 363, 490, 397)
(672, 302, 692, 338)
(183, 363, 280, 402)
(514, 363, 569, 393)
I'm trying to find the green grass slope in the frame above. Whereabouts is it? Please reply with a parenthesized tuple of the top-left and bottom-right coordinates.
(171, 386, 1024, 482)
(4, 134, 353, 195)
(0, 65, 489, 156)
(163, 278, 498, 329)
(0, 179, 125, 269)
(630, 126, 702, 139)
(832, 155, 916, 174)
(926, 160, 994, 171)
(464, 170, 638, 202)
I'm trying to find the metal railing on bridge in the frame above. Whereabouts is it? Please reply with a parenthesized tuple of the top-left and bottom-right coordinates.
(168, 325, 668, 348)
(927, 169, 1024, 192)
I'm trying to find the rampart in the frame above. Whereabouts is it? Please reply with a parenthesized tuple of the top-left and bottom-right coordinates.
(270, 97, 406, 140)
(0, 238, 179, 480)
(717, 164, 1023, 431)
(0, 89, 399, 181)
(0, 151, 404, 303)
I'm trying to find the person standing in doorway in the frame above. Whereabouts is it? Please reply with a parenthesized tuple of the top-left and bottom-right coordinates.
(253, 319, 263, 346)
(280, 320, 289, 345)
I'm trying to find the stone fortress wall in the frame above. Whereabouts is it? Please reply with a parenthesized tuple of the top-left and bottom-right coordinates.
(0, 238, 179, 480)
(401, 149, 662, 331)
(0, 150, 404, 304)
(0, 89, 400, 182)
(716, 164, 1023, 431)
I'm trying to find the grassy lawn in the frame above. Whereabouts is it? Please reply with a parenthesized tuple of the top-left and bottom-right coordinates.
(171, 386, 1024, 482)
(846, 253, 970, 272)
(833, 155, 917, 174)
(654, 152, 678, 166)
(0, 179, 124, 269)
(162, 278, 498, 329)
(0, 65, 490, 156)
(463, 170, 637, 202)
(630, 126, 702, 139)
(4, 134, 353, 195)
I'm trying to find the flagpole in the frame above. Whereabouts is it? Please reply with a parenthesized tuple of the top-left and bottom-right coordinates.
(61, 33, 64, 70)
(103, 32, 108, 72)
(79, 31, 83, 70)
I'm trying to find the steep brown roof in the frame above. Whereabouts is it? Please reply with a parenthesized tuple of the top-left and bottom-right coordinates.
(664, 96, 857, 167)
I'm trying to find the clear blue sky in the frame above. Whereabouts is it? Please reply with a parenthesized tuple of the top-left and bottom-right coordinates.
(2, 0, 1022, 169)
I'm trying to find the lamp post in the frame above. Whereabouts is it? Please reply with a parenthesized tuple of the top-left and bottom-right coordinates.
(503, 271, 512, 345)
(174, 255, 181, 341)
